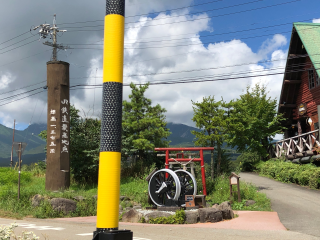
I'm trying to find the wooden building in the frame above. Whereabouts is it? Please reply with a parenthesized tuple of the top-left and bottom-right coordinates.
(275, 22, 320, 160)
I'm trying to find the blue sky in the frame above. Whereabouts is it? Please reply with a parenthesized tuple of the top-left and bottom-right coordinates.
(0, 0, 320, 132)
(192, 0, 320, 51)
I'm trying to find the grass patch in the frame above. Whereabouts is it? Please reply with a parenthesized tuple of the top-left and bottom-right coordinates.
(0, 162, 271, 219)
(120, 177, 149, 207)
(205, 174, 271, 211)
(0, 166, 99, 219)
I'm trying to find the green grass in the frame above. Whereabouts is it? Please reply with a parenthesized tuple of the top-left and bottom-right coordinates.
(120, 177, 149, 207)
(0, 163, 271, 220)
(205, 174, 271, 211)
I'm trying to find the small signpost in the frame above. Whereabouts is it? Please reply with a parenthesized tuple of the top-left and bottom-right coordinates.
(229, 172, 241, 203)
(13, 142, 27, 200)
(185, 195, 195, 207)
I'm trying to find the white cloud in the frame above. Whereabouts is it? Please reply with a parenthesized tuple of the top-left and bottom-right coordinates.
(0, 1, 288, 130)
(71, 10, 288, 127)
(313, 18, 320, 23)
(0, 72, 14, 90)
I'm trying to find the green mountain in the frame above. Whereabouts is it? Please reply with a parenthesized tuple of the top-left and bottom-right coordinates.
(167, 122, 200, 147)
(0, 123, 46, 166)
(0, 122, 241, 167)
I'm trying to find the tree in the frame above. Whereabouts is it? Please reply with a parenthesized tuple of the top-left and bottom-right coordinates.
(39, 105, 101, 184)
(122, 83, 171, 161)
(225, 84, 286, 158)
(69, 109, 101, 183)
(191, 96, 226, 178)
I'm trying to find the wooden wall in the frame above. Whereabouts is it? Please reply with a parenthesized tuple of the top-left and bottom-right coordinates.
(293, 57, 320, 127)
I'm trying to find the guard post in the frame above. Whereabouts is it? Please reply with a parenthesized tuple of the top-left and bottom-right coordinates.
(229, 172, 241, 203)
(93, 0, 133, 239)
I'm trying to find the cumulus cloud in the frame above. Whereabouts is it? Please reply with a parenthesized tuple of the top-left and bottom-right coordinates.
(0, 0, 288, 129)
(313, 18, 320, 23)
(0, 72, 14, 90)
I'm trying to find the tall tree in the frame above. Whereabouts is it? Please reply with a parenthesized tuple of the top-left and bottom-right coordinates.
(122, 83, 171, 161)
(191, 96, 226, 178)
(225, 84, 286, 158)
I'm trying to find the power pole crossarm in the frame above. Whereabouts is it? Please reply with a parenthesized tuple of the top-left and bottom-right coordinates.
(32, 14, 68, 61)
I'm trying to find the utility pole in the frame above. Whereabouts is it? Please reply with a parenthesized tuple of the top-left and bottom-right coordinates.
(33, 15, 70, 191)
(33, 14, 68, 61)
(13, 142, 27, 200)
(17, 143, 21, 200)
(93, 1, 133, 239)
(10, 119, 15, 169)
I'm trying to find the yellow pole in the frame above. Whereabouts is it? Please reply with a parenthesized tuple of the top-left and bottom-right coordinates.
(93, 0, 132, 239)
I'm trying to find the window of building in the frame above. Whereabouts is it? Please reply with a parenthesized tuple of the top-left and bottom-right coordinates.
(316, 71, 320, 86)
(308, 69, 315, 89)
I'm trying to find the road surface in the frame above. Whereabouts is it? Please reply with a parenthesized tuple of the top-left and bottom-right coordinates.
(240, 172, 320, 238)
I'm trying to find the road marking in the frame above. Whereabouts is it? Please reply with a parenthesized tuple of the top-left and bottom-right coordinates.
(77, 233, 151, 240)
(17, 223, 64, 231)
(77, 233, 92, 236)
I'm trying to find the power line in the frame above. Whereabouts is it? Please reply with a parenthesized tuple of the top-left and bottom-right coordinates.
(0, 50, 50, 68)
(67, 24, 320, 51)
(65, 0, 302, 32)
(70, 61, 317, 88)
(0, 35, 36, 52)
(69, 65, 313, 89)
(0, 39, 38, 55)
(70, 52, 312, 80)
(2, 62, 313, 107)
(59, 0, 226, 26)
(0, 31, 30, 46)
(0, 87, 44, 102)
(0, 90, 43, 107)
(0, 81, 46, 95)
(65, 0, 266, 29)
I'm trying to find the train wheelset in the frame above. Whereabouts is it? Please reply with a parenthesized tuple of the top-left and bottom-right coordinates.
(148, 169, 197, 207)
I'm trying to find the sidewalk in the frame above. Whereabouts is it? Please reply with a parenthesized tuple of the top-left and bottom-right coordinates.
(51, 210, 287, 231)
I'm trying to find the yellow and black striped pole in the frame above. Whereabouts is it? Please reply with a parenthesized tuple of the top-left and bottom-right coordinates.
(93, 0, 132, 239)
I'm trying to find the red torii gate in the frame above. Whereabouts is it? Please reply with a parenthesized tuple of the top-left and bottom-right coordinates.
(154, 147, 214, 196)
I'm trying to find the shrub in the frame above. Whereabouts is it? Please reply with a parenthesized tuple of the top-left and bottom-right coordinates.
(256, 159, 320, 189)
(148, 210, 185, 224)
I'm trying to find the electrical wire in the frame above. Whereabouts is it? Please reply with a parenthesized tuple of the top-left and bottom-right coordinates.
(65, 0, 266, 29)
(0, 50, 50, 68)
(0, 39, 38, 55)
(59, 0, 225, 26)
(0, 81, 46, 95)
(0, 87, 44, 102)
(0, 31, 30, 46)
(0, 35, 37, 52)
(67, 24, 320, 51)
(0, 90, 44, 107)
(69, 52, 313, 80)
(1, 62, 315, 107)
(65, 0, 302, 32)
(68, 66, 313, 89)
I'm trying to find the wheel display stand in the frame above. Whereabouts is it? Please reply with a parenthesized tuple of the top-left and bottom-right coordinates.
(155, 147, 214, 196)
(147, 147, 214, 208)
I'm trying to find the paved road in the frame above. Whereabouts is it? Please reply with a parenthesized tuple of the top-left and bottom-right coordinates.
(240, 172, 320, 238)
(0, 217, 318, 240)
